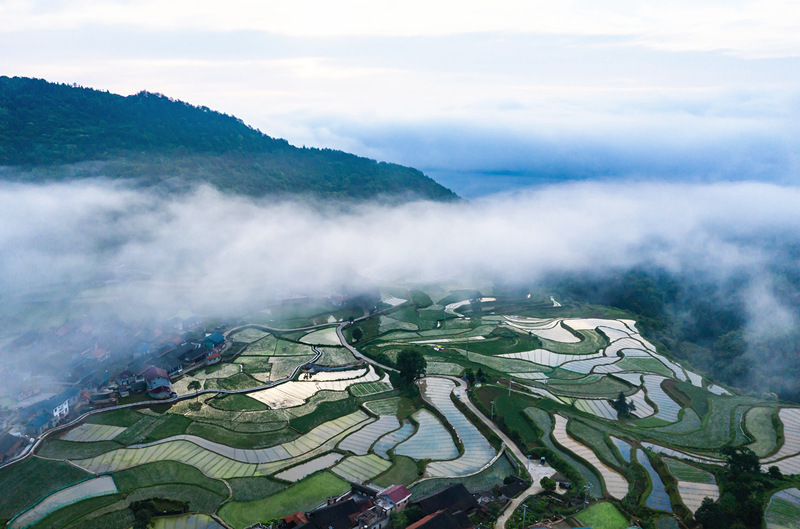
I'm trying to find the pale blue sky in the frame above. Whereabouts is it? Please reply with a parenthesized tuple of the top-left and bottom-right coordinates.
(2, 0, 799, 195)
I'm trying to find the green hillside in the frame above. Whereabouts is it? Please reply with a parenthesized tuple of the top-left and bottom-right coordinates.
(0, 76, 458, 201)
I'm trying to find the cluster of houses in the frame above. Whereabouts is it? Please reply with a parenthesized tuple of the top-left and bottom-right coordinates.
(0, 315, 229, 463)
(275, 483, 484, 529)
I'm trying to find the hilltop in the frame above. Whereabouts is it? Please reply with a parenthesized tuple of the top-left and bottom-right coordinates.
(0, 76, 458, 201)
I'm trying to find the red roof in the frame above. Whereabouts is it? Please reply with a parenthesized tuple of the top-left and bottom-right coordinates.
(380, 484, 411, 504)
(141, 365, 169, 381)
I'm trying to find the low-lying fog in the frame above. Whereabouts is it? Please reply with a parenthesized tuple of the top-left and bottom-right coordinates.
(2, 178, 800, 396)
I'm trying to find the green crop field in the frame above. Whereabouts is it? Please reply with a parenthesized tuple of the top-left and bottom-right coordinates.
(409, 452, 514, 496)
(745, 406, 779, 457)
(113, 461, 229, 496)
(543, 376, 630, 398)
(573, 502, 629, 529)
(613, 357, 675, 377)
(242, 334, 279, 355)
(227, 476, 287, 502)
(0, 457, 90, 521)
(567, 420, 621, 466)
(373, 456, 419, 487)
(349, 381, 393, 397)
(218, 472, 350, 529)
(664, 458, 715, 484)
(316, 347, 357, 366)
(208, 394, 269, 411)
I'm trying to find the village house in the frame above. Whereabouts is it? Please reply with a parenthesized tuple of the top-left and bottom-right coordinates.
(375, 484, 412, 512)
(141, 365, 175, 399)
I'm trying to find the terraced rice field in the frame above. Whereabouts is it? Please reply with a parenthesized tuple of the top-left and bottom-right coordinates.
(552, 415, 629, 499)
(500, 349, 604, 368)
(230, 328, 270, 343)
(71, 411, 371, 477)
(395, 409, 458, 461)
(664, 458, 720, 514)
(363, 397, 403, 416)
(152, 514, 227, 529)
(349, 381, 393, 397)
(248, 368, 380, 407)
(419, 378, 496, 477)
(373, 423, 415, 459)
(640, 443, 723, 465)
(274, 453, 344, 482)
(764, 409, 800, 463)
(300, 327, 342, 346)
(331, 454, 392, 483)
(636, 450, 672, 512)
(573, 398, 619, 420)
(10, 476, 118, 529)
(745, 407, 779, 457)
(611, 437, 631, 462)
(425, 361, 465, 376)
(502, 317, 580, 343)
(60, 423, 126, 442)
(765, 487, 800, 529)
(643, 376, 682, 422)
(338, 416, 401, 455)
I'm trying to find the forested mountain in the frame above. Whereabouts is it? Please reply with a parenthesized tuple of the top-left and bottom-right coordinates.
(0, 76, 458, 200)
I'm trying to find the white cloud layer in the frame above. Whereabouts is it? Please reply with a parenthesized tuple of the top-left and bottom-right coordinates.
(2, 179, 798, 320)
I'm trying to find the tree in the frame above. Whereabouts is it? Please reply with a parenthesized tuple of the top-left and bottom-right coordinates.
(465, 368, 476, 386)
(721, 446, 760, 477)
(396, 349, 426, 386)
(352, 327, 363, 342)
(610, 391, 635, 417)
(694, 497, 725, 529)
(768, 465, 783, 480)
(476, 368, 487, 383)
(539, 476, 556, 492)
(187, 380, 201, 402)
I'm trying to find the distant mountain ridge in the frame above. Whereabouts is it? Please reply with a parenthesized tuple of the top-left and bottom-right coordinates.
(0, 76, 459, 201)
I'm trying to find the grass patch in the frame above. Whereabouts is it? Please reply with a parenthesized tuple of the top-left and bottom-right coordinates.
(215, 372, 262, 391)
(184, 421, 296, 450)
(0, 457, 91, 520)
(409, 452, 515, 496)
(289, 397, 358, 433)
(113, 461, 228, 497)
(218, 472, 349, 529)
(37, 439, 122, 459)
(228, 476, 287, 502)
(372, 456, 419, 487)
(86, 408, 143, 427)
(573, 501, 628, 529)
(124, 483, 226, 515)
(26, 493, 123, 529)
(208, 393, 269, 411)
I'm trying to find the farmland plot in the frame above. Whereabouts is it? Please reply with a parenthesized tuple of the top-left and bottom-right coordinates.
(331, 454, 392, 483)
(9, 475, 118, 529)
(230, 328, 270, 343)
(643, 376, 682, 423)
(72, 411, 371, 478)
(364, 397, 403, 416)
(524, 407, 602, 496)
(152, 514, 227, 529)
(552, 415, 629, 499)
(640, 443, 723, 465)
(765, 487, 800, 529)
(502, 318, 580, 343)
(243, 335, 279, 355)
(269, 354, 317, 380)
(338, 416, 401, 455)
(425, 361, 465, 376)
(373, 423, 415, 459)
(379, 316, 418, 333)
(419, 378, 496, 477)
(300, 327, 341, 346)
(395, 410, 458, 461)
(274, 453, 344, 482)
(574, 398, 618, 420)
(316, 347, 357, 366)
(350, 381, 393, 397)
(60, 423, 126, 442)
(249, 367, 380, 407)
(636, 450, 672, 512)
(500, 349, 604, 368)
(611, 437, 632, 462)
(743, 407, 779, 457)
(763, 409, 800, 463)
(664, 458, 719, 514)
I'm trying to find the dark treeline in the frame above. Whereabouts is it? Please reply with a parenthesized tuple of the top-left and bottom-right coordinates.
(0, 76, 458, 201)
(553, 253, 800, 402)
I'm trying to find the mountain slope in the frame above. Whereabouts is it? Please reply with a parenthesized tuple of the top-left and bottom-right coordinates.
(0, 76, 458, 201)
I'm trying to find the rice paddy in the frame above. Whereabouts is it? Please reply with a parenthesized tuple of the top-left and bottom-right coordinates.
(13, 295, 798, 529)
(765, 487, 800, 529)
(9, 476, 118, 529)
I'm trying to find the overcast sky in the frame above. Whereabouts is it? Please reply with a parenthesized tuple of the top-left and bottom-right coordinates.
(2, 1, 800, 195)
